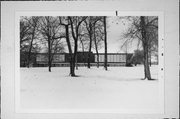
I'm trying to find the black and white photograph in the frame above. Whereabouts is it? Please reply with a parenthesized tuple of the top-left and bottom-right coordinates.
(1, 1, 179, 118)
(18, 13, 164, 113)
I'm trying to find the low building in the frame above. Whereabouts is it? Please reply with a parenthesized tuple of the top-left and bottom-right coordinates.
(20, 52, 133, 67)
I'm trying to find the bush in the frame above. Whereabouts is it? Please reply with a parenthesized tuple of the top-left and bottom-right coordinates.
(131, 50, 144, 66)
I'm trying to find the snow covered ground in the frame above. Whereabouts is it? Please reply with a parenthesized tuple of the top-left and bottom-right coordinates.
(20, 65, 160, 111)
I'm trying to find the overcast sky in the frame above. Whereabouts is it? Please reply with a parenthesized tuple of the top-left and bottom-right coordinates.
(31, 16, 140, 54)
(60, 16, 139, 54)
(85, 16, 139, 53)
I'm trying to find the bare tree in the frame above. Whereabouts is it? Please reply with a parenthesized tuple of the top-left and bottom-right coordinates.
(40, 16, 65, 72)
(68, 16, 87, 76)
(20, 17, 31, 67)
(93, 18, 104, 68)
(59, 16, 75, 75)
(140, 16, 152, 79)
(103, 16, 108, 70)
(84, 16, 103, 68)
(146, 18, 158, 66)
(20, 17, 31, 50)
(20, 16, 41, 67)
(78, 33, 88, 66)
(84, 17, 93, 68)
(121, 16, 158, 80)
(26, 16, 40, 68)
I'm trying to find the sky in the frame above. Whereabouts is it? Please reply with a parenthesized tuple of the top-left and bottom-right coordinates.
(29, 16, 141, 54)
(99, 16, 140, 53)
(70, 16, 139, 54)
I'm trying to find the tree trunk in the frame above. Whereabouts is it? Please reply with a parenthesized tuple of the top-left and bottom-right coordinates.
(46, 17, 51, 72)
(143, 44, 151, 79)
(71, 54, 75, 76)
(68, 16, 87, 76)
(87, 23, 92, 69)
(27, 25, 36, 68)
(27, 40, 33, 68)
(103, 16, 108, 70)
(140, 16, 151, 80)
(149, 49, 151, 66)
(71, 40, 78, 76)
(69, 54, 75, 76)
(96, 52, 99, 68)
(48, 38, 51, 72)
(94, 26, 99, 68)
(65, 25, 74, 76)
(80, 40, 86, 67)
(75, 52, 78, 70)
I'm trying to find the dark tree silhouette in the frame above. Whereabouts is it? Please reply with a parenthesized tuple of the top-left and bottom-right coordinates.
(20, 17, 31, 49)
(26, 17, 40, 68)
(59, 17, 74, 75)
(121, 16, 158, 80)
(84, 16, 102, 68)
(40, 16, 65, 72)
(93, 20, 104, 68)
(20, 16, 40, 67)
(85, 17, 93, 69)
(140, 16, 151, 80)
(68, 16, 87, 76)
(103, 16, 108, 70)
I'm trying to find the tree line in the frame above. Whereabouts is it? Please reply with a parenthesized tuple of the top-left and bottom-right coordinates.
(20, 16, 158, 80)
(20, 16, 108, 76)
